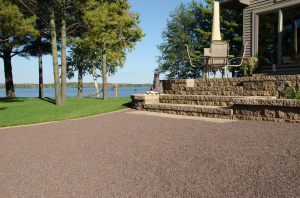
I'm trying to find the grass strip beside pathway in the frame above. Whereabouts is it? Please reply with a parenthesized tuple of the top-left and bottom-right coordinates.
(0, 97, 132, 127)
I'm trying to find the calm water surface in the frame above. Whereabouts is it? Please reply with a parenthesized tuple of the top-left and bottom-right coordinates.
(0, 87, 151, 98)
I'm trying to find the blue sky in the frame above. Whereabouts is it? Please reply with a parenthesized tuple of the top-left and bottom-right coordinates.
(0, 0, 204, 85)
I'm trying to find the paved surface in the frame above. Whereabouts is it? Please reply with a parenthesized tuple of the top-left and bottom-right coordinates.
(127, 110, 236, 123)
(0, 109, 299, 197)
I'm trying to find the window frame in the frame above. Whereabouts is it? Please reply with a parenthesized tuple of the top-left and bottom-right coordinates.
(252, 0, 300, 67)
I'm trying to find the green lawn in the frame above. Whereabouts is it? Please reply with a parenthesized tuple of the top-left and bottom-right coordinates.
(0, 97, 132, 127)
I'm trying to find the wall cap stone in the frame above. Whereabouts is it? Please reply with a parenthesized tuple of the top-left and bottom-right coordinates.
(232, 98, 300, 107)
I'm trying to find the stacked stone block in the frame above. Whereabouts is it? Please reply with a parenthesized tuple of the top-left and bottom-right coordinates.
(162, 75, 300, 97)
(131, 75, 300, 123)
(232, 98, 300, 123)
(143, 103, 233, 119)
(159, 95, 240, 106)
(131, 95, 159, 110)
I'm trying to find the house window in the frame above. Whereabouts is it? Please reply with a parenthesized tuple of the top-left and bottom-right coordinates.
(257, 6, 300, 67)
(258, 12, 278, 66)
(282, 7, 300, 65)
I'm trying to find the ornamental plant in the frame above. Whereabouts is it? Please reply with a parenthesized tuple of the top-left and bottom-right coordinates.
(282, 87, 300, 99)
(241, 56, 259, 76)
(282, 76, 300, 99)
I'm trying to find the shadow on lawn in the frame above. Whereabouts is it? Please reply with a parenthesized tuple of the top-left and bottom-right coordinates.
(88, 97, 103, 100)
(0, 107, 8, 111)
(122, 102, 132, 108)
(40, 97, 56, 105)
(0, 98, 25, 103)
(86, 97, 132, 108)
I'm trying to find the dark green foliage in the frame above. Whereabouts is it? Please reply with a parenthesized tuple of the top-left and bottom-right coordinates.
(282, 86, 300, 99)
(66, 41, 118, 80)
(156, 1, 204, 79)
(241, 56, 259, 76)
(0, 0, 39, 97)
(282, 77, 300, 99)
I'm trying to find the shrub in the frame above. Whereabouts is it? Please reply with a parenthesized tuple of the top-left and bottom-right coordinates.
(282, 86, 300, 99)
(241, 56, 259, 76)
(282, 76, 300, 99)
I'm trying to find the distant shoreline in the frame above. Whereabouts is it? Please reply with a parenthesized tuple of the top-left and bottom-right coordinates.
(0, 83, 152, 89)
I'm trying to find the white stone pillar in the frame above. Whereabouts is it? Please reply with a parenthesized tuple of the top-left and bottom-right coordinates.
(211, 1, 221, 41)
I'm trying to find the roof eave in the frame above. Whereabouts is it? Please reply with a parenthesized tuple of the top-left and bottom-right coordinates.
(220, 0, 250, 12)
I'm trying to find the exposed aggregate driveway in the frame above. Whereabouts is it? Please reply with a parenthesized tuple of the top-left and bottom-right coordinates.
(0, 109, 299, 197)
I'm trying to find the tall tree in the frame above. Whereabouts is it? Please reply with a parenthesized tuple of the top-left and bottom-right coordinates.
(84, 0, 145, 100)
(19, 37, 54, 98)
(156, 1, 204, 79)
(66, 37, 88, 97)
(66, 39, 119, 98)
(0, 0, 39, 97)
(157, 0, 243, 79)
(17, 0, 55, 99)
(19, 0, 89, 104)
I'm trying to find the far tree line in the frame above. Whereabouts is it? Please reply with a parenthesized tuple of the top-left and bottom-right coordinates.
(0, 83, 152, 89)
(0, 0, 145, 104)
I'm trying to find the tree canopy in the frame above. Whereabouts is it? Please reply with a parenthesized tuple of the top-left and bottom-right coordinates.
(1, 0, 144, 103)
(82, 0, 145, 99)
(0, 0, 39, 97)
(156, 0, 243, 79)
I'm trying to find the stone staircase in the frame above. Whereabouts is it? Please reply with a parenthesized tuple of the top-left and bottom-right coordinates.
(144, 100, 234, 119)
(131, 94, 272, 120)
(159, 94, 242, 106)
(131, 75, 300, 123)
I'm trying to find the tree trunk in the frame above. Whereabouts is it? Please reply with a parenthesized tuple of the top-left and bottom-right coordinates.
(92, 62, 100, 97)
(77, 47, 83, 97)
(50, 5, 62, 105)
(77, 68, 83, 97)
(3, 49, 15, 98)
(102, 42, 107, 100)
(60, 0, 67, 104)
(38, 37, 44, 99)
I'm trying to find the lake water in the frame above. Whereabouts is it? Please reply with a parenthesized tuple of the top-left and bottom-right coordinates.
(0, 87, 151, 98)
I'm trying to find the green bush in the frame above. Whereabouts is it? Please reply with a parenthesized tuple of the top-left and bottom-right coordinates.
(282, 76, 300, 99)
(241, 56, 259, 76)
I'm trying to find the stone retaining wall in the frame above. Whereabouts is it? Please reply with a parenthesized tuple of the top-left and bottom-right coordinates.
(131, 94, 300, 123)
(233, 98, 300, 123)
(162, 75, 300, 96)
(159, 95, 243, 106)
(131, 95, 159, 110)
(131, 75, 300, 123)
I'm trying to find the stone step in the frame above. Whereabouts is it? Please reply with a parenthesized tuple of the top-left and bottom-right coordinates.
(164, 90, 278, 96)
(185, 86, 243, 91)
(233, 115, 300, 124)
(167, 86, 243, 92)
(164, 90, 243, 96)
(159, 94, 241, 106)
(143, 103, 233, 119)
